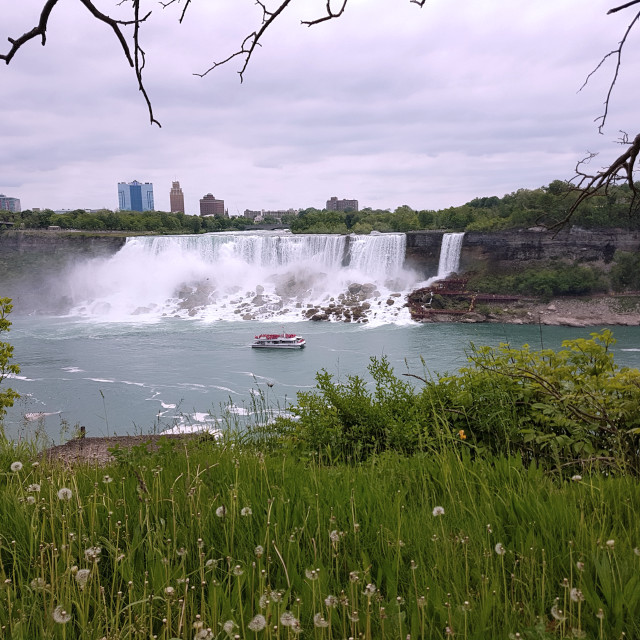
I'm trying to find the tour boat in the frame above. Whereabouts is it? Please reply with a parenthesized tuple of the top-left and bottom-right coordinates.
(251, 331, 306, 349)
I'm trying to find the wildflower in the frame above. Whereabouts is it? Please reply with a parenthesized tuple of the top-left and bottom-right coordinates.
(52, 606, 72, 624)
(280, 611, 297, 627)
(27, 483, 41, 492)
(216, 505, 226, 518)
(494, 542, 506, 556)
(606, 539, 615, 549)
(313, 613, 329, 628)
(305, 568, 319, 580)
(84, 546, 102, 563)
(222, 620, 237, 636)
(254, 545, 264, 558)
(74, 569, 91, 590)
(571, 475, 582, 482)
(240, 506, 253, 516)
(57, 487, 73, 501)
(570, 588, 584, 602)
(10, 461, 23, 472)
(248, 614, 267, 631)
(102, 475, 113, 484)
(324, 594, 339, 608)
(458, 429, 466, 440)
(432, 506, 445, 517)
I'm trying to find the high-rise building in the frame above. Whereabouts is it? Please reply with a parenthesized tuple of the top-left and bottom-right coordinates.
(0, 194, 21, 213)
(169, 181, 185, 214)
(118, 180, 154, 212)
(199, 194, 226, 217)
(326, 196, 358, 212)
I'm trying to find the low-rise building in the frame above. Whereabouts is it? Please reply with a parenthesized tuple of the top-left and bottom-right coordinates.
(200, 194, 226, 217)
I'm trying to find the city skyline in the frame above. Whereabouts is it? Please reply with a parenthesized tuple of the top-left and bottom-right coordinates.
(1, 2, 638, 215)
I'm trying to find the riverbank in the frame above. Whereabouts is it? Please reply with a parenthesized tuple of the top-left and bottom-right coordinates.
(412, 294, 640, 327)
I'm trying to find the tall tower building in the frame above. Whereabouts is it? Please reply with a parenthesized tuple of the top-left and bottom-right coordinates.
(118, 180, 154, 212)
(169, 181, 185, 213)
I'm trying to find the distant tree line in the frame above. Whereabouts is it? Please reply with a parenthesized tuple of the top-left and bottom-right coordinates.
(1, 180, 639, 235)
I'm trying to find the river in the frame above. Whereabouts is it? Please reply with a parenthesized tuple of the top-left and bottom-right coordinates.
(2, 231, 640, 441)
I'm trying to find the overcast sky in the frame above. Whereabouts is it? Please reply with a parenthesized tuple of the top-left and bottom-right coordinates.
(0, 0, 638, 215)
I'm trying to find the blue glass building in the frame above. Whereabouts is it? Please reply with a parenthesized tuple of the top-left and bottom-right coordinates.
(117, 180, 154, 212)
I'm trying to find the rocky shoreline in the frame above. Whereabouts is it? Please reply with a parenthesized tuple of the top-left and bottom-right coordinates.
(413, 295, 640, 327)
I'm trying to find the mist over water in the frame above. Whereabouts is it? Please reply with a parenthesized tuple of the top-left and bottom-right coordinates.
(63, 231, 437, 324)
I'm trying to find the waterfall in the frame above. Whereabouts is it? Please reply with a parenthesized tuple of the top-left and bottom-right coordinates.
(437, 232, 465, 279)
(63, 231, 419, 324)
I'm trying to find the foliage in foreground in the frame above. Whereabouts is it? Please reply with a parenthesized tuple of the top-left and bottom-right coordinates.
(269, 331, 640, 473)
(0, 297, 20, 422)
(1, 440, 639, 640)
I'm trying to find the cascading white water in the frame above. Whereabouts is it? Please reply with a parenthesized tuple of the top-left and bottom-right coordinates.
(437, 232, 465, 279)
(64, 231, 420, 324)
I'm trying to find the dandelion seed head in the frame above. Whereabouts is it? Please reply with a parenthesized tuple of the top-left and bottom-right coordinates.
(215, 505, 226, 518)
(305, 568, 318, 580)
(432, 506, 445, 517)
(102, 475, 113, 484)
(280, 612, 296, 627)
(248, 614, 267, 631)
(494, 543, 506, 556)
(254, 545, 264, 558)
(364, 583, 377, 596)
(324, 594, 338, 608)
(26, 496, 36, 505)
(57, 487, 73, 501)
(313, 613, 329, 628)
(240, 506, 253, 516)
(270, 590, 283, 603)
(177, 547, 187, 557)
(52, 606, 71, 624)
(634, 547, 640, 556)
(10, 461, 23, 473)
(27, 483, 41, 492)
(570, 588, 585, 602)
(84, 546, 102, 562)
(606, 539, 615, 549)
(571, 475, 582, 482)
(596, 608, 604, 620)
(30, 577, 46, 590)
(329, 529, 340, 543)
(164, 586, 175, 596)
(222, 620, 236, 636)
(576, 561, 585, 571)
(550, 604, 566, 622)
(232, 565, 243, 576)
(74, 569, 91, 590)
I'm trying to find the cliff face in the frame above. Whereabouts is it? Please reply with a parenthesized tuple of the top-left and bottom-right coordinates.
(405, 228, 640, 274)
(0, 231, 127, 314)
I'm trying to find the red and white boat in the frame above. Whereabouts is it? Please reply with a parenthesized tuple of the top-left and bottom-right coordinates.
(251, 331, 306, 349)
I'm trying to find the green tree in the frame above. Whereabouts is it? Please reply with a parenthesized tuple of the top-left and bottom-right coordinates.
(0, 298, 20, 422)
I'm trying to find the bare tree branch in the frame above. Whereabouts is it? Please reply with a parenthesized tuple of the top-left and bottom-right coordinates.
(608, 0, 640, 15)
(302, 1, 348, 27)
(580, 7, 640, 133)
(196, 0, 294, 82)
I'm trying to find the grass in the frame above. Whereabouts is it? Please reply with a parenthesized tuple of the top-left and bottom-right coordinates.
(1, 437, 639, 639)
